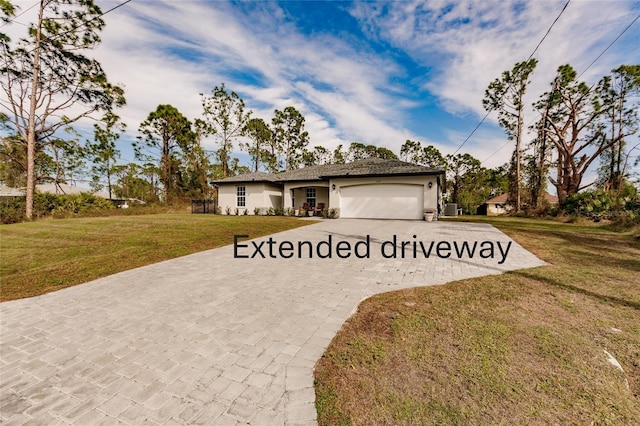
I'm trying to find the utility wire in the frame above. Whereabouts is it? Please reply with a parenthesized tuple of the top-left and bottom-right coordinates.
(451, 0, 571, 156)
(38, 0, 134, 49)
(1, 0, 133, 60)
(0, 1, 39, 28)
(577, 12, 640, 80)
(481, 140, 511, 164)
(526, 0, 570, 62)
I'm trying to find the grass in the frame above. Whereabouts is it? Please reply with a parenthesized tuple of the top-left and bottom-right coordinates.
(315, 216, 640, 425)
(0, 213, 311, 301)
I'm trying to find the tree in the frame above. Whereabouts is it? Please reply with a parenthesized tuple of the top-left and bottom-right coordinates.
(312, 145, 333, 165)
(135, 104, 196, 204)
(399, 140, 446, 169)
(446, 153, 482, 208)
(1, 0, 125, 219)
(346, 142, 397, 162)
(421, 145, 447, 170)
(400, 140, 422, 163)
(596, 65, 640, 191)
(0, 133, 56, 188)
(302, 145, 334, 166)
(113, 163, 158, 202)
(272, 106, 309, 170)
(333, 144, 347, 164)
(483, 59, 538, 212)
(525, 115, 553, 210)
(538, 65, 636, 203)
(200, 84, 250, 178)
(86, 113, 125, 198)
(242, 117, 272, 172)
(178, 144, 211, 199)
(372, 147, 398, 159)
(346, 142, 368, 162)
(48, 135, 86, 188)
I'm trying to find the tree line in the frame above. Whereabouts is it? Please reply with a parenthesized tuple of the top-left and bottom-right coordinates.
(1, 1, 638, 219)
(484, 59, 639, 211)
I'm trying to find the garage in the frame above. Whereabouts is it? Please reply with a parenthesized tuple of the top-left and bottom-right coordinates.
(339, 183, 424, 219)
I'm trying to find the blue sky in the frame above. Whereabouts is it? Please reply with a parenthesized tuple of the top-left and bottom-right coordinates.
(6, 0, 640, 181)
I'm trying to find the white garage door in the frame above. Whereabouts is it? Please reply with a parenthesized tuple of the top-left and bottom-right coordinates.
(340, 184, 424, 219)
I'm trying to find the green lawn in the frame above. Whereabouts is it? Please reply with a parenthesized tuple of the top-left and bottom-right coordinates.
(0, 214, 311, 301)
(315, 217, 640, 425)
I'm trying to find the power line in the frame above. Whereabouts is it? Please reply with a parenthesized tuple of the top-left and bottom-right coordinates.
(0, 1, 39, 28)
(451, 0, 571, 156)
(38, 0, 134, 49)
(526, 0, 570, 62)
(1, 0, 133, 59)
(577, 12, 640, 80)
(481, 140, 511, 164)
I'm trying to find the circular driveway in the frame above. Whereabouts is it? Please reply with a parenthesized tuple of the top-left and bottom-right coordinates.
(0, 219, 545, 425)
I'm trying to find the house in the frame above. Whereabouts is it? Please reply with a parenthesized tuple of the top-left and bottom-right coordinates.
(479, 192, 559, 216)
(213, 158, 446, 220)
(36, 183, 111, 199)
(0, 186, 26, 198)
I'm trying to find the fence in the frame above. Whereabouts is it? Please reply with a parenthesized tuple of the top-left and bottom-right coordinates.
(191, 199, 217, 214)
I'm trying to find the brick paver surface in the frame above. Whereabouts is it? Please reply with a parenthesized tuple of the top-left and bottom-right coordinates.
(0, 219, 545, 425)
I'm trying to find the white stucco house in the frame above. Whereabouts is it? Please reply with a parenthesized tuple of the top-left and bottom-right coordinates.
(479, 192, 559, 216)
(213, 158, 446, 220)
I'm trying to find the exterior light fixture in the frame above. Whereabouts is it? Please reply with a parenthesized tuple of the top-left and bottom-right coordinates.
(332, 184, 336, 190)
(428, 182, 433, 189)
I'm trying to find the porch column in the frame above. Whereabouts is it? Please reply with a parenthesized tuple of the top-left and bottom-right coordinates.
(283, 185, 293, 209)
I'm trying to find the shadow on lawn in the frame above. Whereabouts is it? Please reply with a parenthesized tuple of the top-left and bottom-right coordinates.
(513, 269, 640, 311)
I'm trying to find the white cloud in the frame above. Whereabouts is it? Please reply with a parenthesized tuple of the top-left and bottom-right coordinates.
(350, 0, 637, 118)
(90, 0, 431, 159)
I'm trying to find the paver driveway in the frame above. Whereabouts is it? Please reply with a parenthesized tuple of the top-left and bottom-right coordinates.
(0, 219, 545, 425)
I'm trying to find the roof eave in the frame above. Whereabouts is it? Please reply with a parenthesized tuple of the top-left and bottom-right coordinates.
(322, 170, 446, 179)
(210, 179, 283, 185)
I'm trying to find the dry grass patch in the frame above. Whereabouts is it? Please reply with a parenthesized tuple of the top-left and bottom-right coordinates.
(1, 214, 311, 301)
(315, 217, 640, 425)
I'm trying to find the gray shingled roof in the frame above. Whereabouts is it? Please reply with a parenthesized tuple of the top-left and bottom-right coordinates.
(211, 171, 281, 184)
(213, 158, 444, 184)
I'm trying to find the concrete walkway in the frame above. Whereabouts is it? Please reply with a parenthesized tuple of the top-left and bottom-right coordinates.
(0, 220, 545, 425)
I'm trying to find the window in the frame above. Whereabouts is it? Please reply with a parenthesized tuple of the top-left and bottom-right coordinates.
(306, 188, 316, 209)
(237, 186, 246, 207)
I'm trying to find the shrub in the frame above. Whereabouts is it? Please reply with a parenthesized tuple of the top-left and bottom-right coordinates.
(47, 193, 114, 218)
(274, 207, 284, 216)
(1, 192, 116, 223)
(225, 206, 231, 215)
(561, 188, 640, 223)
(0, 199, 26, 224)
(254, 207, 261, 215)
(267, 207, 275, 216)
(243, 208, 248, 215)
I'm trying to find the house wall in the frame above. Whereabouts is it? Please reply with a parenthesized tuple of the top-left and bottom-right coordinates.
(218, 174, 443, 218)
(328, 175, 440, 217)
(487, 202, 511, 216)
(218, 183, 283, 214)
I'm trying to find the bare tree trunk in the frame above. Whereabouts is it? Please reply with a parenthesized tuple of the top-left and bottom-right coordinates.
(25, 2, 45, 219)
(107, 160, 112, 199)
(515, 111, 523, 212)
